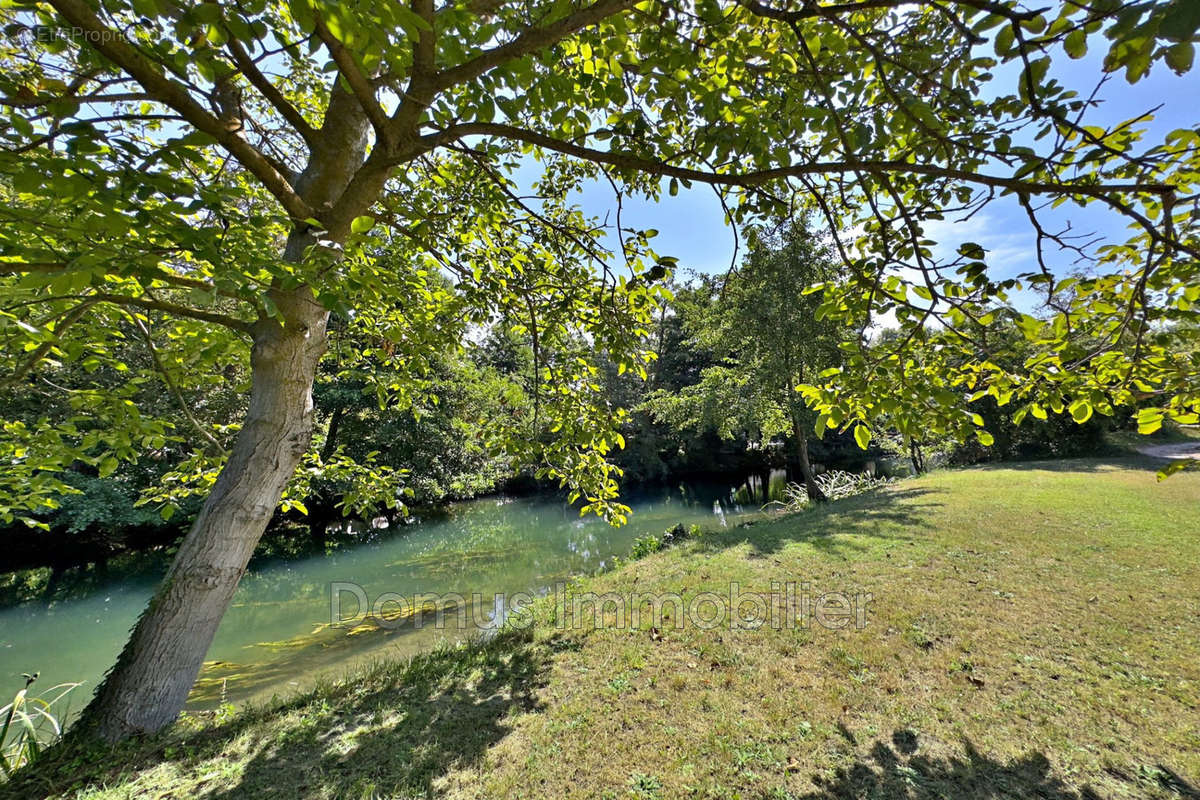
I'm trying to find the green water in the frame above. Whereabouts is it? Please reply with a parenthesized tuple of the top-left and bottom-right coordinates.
(0, 482, 755, 714)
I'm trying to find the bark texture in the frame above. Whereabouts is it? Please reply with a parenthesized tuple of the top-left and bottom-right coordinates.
(81, 290, 328, 741)
(79, 84, 373, 741)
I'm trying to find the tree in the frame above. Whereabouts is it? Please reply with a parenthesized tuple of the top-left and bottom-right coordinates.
(1, 0, 1197, 741)
(597, 276, 734, 483)
(646, 218, 843, 499)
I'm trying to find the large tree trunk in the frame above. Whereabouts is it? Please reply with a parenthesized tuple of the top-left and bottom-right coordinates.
(792, 417, 828, 502)
(78, 288, 328, 742)
(74, 81, 376, 742)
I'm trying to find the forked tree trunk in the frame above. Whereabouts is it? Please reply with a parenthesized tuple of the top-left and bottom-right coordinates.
(59, 77, 377, 741)
(79, 288, 328, 742)
(909, 438, 926, 475)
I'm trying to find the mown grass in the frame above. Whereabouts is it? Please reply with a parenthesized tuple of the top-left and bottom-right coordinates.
(7, 456, 1200, 799)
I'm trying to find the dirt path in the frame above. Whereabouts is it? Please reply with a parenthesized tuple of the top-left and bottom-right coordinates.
(1135, 441, 1200, 460)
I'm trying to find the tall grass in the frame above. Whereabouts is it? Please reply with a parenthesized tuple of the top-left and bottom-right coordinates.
(764, 470, 894, 511)
(0, 674, 80, 779)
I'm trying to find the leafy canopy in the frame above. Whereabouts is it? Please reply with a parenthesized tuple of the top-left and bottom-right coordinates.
(1, 0, 1198, 522)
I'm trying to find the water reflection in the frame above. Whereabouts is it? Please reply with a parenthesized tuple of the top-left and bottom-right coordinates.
(729, 468, 791, 507)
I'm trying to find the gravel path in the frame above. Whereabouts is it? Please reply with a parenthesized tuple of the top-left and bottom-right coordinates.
(1135, 441, 1200, 460)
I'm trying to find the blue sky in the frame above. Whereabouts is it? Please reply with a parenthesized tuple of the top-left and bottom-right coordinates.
(560, 50, 1196, 290)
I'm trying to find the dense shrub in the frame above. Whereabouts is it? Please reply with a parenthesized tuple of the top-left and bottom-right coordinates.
(948, 397, 1112, 465)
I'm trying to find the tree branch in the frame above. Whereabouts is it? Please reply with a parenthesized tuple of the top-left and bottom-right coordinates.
(91, 293, 255, 334)
(45, 0, 317, 223)
(425, 122, 1178, 200)
(0, 91, 155, 108)
(734, 0, 1037, 24)
(131, 315, 228, 455)
(312, 14, 393, 146)
(224, 37, 320, 149)
(391, 0, 438, 137)
(0, 261, 247, 301)
(434, 0, 637, 90)
(1, 299, 97, 389)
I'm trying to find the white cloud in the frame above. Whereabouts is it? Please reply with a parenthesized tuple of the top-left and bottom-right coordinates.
(920, 209, 1038, 278)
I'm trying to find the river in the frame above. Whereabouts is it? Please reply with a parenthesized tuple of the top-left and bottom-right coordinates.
(0, 481, 763, 716)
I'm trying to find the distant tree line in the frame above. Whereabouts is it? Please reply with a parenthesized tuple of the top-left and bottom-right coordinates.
(0, 217, 1144, 574)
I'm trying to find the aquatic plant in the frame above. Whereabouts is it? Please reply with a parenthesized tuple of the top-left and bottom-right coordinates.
(0, 674, 80, 779)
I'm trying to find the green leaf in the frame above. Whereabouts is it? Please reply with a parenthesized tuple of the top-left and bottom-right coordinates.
(1136, 408, 1163, 435)
(393, 5, 433, 38)
(853, 424, 871, 450)
(994, 24, 1015, 56)
(957, 242, 986, 260)
(350, 215, 376, 234)
(1069, 399, 1092, 424)
(1156, 459, 1196, 481)
(814, 413, 830, 437)
(1064, 29, 1087, 59)
(1160, 1, 1200, 42)
(1165, 42, 1194, 75)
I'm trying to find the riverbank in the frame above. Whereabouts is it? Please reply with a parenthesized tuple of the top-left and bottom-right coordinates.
(9, 456, 1200, 799)
(0, 482, 757, 720)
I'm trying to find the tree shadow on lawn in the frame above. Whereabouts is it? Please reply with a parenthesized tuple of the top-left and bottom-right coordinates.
(785, 729, 1200, 800)
(966, 454, 1167, 474)
(10, 627, 557, 800)
(208, 627, 556, 800)
(698, 486, 945, 558)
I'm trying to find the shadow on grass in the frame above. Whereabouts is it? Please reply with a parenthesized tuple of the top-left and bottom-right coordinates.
(5, 627, 554, 800)
(965, 454, 1167, 474)
(697, 486, 945, 558)
(788, 729, 1200, 800)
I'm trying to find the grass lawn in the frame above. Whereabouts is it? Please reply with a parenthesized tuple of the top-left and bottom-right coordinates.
(8, 457, 1200, 799)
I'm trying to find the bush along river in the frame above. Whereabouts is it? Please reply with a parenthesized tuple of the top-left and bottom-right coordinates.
(0, 480, 764, 717)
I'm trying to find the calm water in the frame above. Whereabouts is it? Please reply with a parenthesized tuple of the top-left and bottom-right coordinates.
(0, 482, 761, 714)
